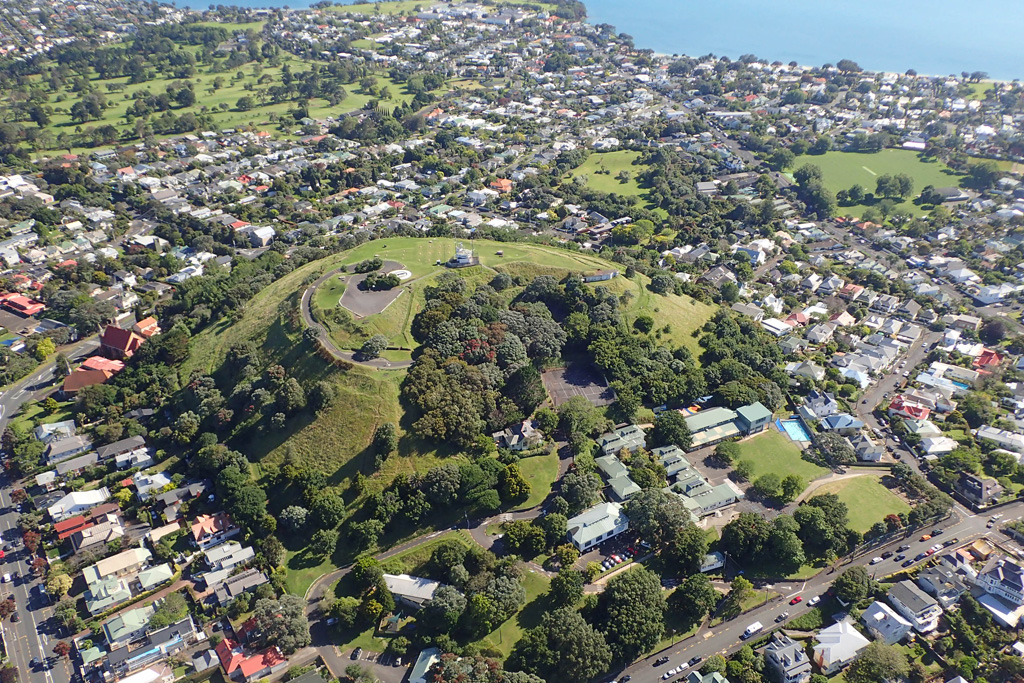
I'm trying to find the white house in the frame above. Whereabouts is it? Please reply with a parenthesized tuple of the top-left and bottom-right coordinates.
(887, 580, 942, 633)
(48, 488, 111, 522)
(567, 502, 629, 551)
(860, 601, 912, 645)
(812, 618, 870, 675)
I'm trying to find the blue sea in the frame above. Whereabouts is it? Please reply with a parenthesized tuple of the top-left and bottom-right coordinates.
(172, 0, 1024, 80)
(584, 0, 1024, 80)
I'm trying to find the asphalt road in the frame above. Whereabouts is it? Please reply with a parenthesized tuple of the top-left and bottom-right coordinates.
(612, 500, 1022, 683)
(0, 336, 98, 683)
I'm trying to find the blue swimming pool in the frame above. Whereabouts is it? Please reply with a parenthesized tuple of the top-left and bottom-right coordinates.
(951, 380, 970, 390)
(778, 418, 812, 442)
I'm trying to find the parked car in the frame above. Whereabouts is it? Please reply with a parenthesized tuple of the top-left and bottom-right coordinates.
(902, 559, 915, 568)
(932, 528, 943, 536)
(895, 554, 906, 562)
(688, 657, 703, 667)
(654, 657, 670, 667)
(870, 557, 884, 565)
(775, 612, 789, 622)
(882, 551, 894, 559)
(790, 596, 803, 604)
(897, 545, 911, 552)
(808, 596, 821, 606)
(351, 648, 362, 660)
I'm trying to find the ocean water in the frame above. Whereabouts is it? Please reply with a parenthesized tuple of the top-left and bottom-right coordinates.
(170, 0, 1024, 80)
(583, 0, 1024, 80)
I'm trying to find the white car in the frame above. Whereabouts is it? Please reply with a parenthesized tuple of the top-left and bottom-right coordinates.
(808, 596, 821, 606)
(1, 574, 9, 583)
(870, 557, 884, 565)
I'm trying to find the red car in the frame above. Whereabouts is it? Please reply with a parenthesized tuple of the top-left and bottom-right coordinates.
(789, 596, 803, 605)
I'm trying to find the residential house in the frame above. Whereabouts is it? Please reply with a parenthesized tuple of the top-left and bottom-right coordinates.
(917, 565, 968, 609)
(975, 425, 1024, 454)
(212, 568, 269, 607)
(887, 580, 942, 633)
(812, 618, 870, 675)
(106, 615, 202, 679)
(132, 317, 161, 339)
(764, 633, 812, 683)
(887, 395, 931, 421)
(491, 420, 542, 451)
(215, 638, 286, 683)
(191, 513, 240, 550)
(383, 574, 445, 611)
(97, 436, 152, 469)
(977, 558, 1024, 607)
(848, 433, 884, 462)
(62, 356, 125, 394)
(56, 451, 99, 477)
(802, 390, 839, 419)
(820, 414, 864, 435)
(860, 601, 912, 645)
(597, 425, 646, 456)
(34, 420, 76, 444)
(410, 648, 443, 683)
(567, 502, 629, 551)
(956, 472, 1004, 507)
(103, 605, 156, 649)
(45, 434, 92, 464)
(48, 488, 110, 522)
(786, 361, 825, 382)
(100, 325, 146, 359)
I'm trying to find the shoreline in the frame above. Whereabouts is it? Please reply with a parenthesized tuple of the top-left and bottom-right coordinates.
(177, 0, 1020, 85)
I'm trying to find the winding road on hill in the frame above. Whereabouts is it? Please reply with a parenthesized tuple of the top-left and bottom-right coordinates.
(300, 264, 414, 370)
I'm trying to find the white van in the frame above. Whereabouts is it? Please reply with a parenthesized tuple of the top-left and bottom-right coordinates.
(741, 621, 763, 639)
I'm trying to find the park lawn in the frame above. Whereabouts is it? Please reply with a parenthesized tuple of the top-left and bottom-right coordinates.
(378, 530, 475, 575)
(284, 549, 338, 598)
(8, 400, 75, 436)
(809, 475, 911, 534)
(476, 569, 550, 658)
(313, 274, 347, 312)
(964, 81, 994, 101)
(567, 150, 667, 218)
(319, 237, 714, 359)
(736, 430, 828, 488)
(511, 449, 559, 511)
(804, 149, 964, 217)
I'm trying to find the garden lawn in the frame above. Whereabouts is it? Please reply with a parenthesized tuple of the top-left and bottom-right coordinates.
(808, 475, 911, 534)
(736, 430, 828, 489)
(802, 149, 964, 217)
(511, 450, 559, 511)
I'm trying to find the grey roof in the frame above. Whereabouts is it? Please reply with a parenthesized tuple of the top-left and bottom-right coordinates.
(96, 436, 146, 460)
(889, 580, 938, 614)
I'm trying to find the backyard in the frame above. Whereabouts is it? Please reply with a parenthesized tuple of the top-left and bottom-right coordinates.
(807, 474, 911, 533)
(800, 149, 964, 217)
(735, 429, 829, 492)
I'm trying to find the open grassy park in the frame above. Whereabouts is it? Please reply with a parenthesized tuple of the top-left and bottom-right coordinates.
(802, 149, 964, 218)
(735, 429, 829, 493)
(568, 151, 668, 217)
(312, 237, 715, 360)
(809, 474, 911, 533)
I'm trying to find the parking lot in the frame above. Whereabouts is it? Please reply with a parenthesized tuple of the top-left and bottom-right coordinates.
(542, 363, 615, 407)
(344, 648, 407, 683)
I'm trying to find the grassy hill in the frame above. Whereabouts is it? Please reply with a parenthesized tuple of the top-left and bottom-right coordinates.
(312, 237, 716, 363)
(183, 237, 715, 485)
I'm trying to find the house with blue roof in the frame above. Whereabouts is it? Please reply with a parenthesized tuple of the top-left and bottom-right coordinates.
(820, 413, 865, 436)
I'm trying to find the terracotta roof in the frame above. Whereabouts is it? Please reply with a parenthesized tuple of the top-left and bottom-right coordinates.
(100, 326, 145, 357)
(192, 513, 234, 541)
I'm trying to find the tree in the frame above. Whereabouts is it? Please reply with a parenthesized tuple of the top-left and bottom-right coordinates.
(503, 520, 546, 559)
(548, 569, 584, 606)
(360, 334, 388, 359)
(625, 489, 693, 550)
(45, 572, 72, 598)
(700, 655, 727, 675)
(667, 522, 710, 575)
(253, 595, 311, 654)
(372, 423, 398, 456)
(845, 642, 909, 683)
(714, 441, 739, 464)
(817, 431, 856, 465)
(553, 544, 579, 568)
(599, 566, 666, 662)
(309, 528, 338, 559)
(561, 471, 601, 513)
(351, 556, 383, 590)
(779, 474, 804, 503)
(236, 96, 255, 111)
(968, 160, 1001, 189)
(498, 463, 531, 502)
(311, 493, 346, 529)
(980, 317, 1007, 344)
(420, 585, 466, 634)
(833, 566, 876, 605)
(34, 338, 55, 361)
(508, 608, 611, 682)
(720, 512, 771, 563)
(52, 642, 71, 659)
(670, 573, 719, 625)
(279, 505, 309, 531)
(149, 592, 188, 629)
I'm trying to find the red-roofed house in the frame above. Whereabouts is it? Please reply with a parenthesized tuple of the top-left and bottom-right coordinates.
(974, 348, 1004, 370)
(888, 395, 931, 421)
(62, 356, 125, 394)
(0, 293, 45, 317)
(191, 513, 240, 550)
(489, 178, 513, 193)
(785, 312, 809, 327)
(100, 325, 145, 359)
(132, 317, 161, 339)
(215, 639, 287, 683)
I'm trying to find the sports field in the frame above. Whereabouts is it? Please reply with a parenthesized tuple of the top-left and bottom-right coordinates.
(807, 149, 964, 217)
(736, 429, 829, 493)
(808, 475, 911, 533)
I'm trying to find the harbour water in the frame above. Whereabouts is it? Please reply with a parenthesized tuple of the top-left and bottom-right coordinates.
(583, 0, 1024, 80)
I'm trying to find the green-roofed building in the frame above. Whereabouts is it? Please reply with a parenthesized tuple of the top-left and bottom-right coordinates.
(597, 425, 646, 456)
(736, 401, 773, 434)
(102, 604, 155, 648)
